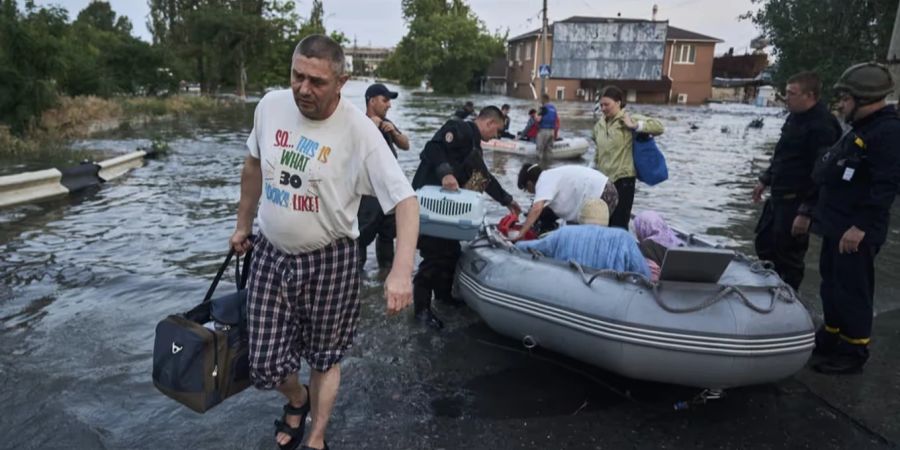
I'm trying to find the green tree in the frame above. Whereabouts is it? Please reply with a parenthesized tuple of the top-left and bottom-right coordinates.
(148, 0, 349, 93)
(0, 0, 66, 133)
(743, 0, 898, 97)
(184, 4, 269, 95)
(379, 0, 505, 94)
(63, 1, 174, 96)
(255, 0, 303, 88)
(299, 0, 324, 36)
(75, 0, 116, 31)
(329, 30, 349, 47)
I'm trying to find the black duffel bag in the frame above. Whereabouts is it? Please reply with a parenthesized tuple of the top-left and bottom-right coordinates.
(152, 244, 253, 413)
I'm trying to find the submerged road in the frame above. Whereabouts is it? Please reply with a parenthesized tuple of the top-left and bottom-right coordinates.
(1, 80, 898, 449)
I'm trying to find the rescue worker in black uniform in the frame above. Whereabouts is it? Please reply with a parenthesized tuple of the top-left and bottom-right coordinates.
(411, 106, 522, 329)
(752, 71, 842, 291)
(799, 63, 900, 374)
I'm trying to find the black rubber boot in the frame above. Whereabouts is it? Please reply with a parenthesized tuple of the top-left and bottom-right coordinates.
(414, 308, 444, 330)
(813, 341, 869, 374)
(413, 283, 432, 314)
(812, 326, 840, 356)
(413, 279, 443, 330)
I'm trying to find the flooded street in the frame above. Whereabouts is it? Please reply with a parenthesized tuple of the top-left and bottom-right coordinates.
(2, 80, 899, 449)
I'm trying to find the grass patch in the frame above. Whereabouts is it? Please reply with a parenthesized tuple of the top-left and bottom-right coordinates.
(0, 126, 42, 155)
(0, 94, 242, 156)
(39, 96, 123, 140)
(119, 95, 225, 117)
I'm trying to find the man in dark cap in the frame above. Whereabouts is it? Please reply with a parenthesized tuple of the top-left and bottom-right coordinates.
(357, 83, 411, 272)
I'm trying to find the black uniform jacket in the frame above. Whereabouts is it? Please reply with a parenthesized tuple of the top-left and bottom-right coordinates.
(808, 105, 900, 245)
(412, 119, 513, 206)
(760, 102, 842, 201)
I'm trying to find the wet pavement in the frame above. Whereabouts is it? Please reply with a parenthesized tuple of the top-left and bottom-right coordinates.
(1, 80, 899, 449)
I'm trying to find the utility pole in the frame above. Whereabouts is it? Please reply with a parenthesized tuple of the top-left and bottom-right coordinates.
(888, 1, 900, 102)
(540, 0, 548, 99)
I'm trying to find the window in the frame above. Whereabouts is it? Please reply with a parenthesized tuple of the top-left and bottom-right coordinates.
(556, 86, 565, 101)
(524, 42, 532, 60)
(626, 89, 637, 103)
(674, 44, 696, 64)
(515, 44, 521, 62)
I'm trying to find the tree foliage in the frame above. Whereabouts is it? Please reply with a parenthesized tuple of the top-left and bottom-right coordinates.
(0, 0, 350, 133)
(378, 0, 506, 94)
(0, 0, 66, 133)
(0, 1, 175, 134)
(742, 0, 899, 97)
(148, 0, 345, 93)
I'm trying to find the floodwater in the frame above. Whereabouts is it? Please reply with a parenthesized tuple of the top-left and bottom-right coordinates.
(1, 80, 898, 449)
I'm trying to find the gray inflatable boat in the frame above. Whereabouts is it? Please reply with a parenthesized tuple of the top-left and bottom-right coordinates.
(453, 227, 815, 389)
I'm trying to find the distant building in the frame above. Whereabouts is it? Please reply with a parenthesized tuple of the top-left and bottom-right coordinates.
(713, 49, 768, 79)
(344, 46, 393, 75)
(710, 48, 771, 104)
(505, 16, 722, 105)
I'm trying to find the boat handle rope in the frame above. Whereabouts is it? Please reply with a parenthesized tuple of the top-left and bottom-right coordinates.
(568, 260, 793, 315)
(650, 283, 779, 314)
(568, 260, 640, 284)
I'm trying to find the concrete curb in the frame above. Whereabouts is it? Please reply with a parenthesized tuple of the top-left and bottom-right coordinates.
(98, 150, 147, 182)
(0, 169, 68, 208)
(0, 149, 154, 208)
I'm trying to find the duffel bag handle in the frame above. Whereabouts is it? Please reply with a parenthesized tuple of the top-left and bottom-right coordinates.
(203, 236, 254, 303)
(236, 241, 253, 290)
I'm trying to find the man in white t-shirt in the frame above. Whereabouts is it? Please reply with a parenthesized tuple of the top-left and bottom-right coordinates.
(512, 163, 618, 239)
(229, 35, 418, 450)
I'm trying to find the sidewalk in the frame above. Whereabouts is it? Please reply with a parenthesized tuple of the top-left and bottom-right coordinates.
(330, 306, 900, 449)
(795, 308, 900, 446)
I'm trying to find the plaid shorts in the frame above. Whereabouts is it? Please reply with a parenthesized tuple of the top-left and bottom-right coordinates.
(247, 234, 360, 389)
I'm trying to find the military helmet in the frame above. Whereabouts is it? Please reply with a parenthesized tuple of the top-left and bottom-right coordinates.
(833, 62, 895, 102)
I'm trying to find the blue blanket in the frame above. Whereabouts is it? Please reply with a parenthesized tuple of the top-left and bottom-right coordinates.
(515, 225, 651, 277)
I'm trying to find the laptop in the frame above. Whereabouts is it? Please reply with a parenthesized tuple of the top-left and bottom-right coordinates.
(659, 247, 735, 283)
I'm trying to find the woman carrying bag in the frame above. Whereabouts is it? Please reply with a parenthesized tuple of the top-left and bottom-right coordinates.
(591, 86, 664, 229)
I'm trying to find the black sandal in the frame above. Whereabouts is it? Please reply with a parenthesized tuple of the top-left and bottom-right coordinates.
(274, 384, 311, 450)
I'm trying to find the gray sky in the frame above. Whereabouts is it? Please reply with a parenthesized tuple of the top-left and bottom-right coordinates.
(24, 0, 763, 56)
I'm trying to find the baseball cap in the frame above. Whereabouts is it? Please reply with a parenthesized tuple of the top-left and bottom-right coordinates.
(365, 83, 398, 103)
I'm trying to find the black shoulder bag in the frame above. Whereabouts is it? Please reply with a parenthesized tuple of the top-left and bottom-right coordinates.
(151, 243, 253, 413)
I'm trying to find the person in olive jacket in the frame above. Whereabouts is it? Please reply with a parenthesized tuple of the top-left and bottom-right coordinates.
(592, 85, 664, 229)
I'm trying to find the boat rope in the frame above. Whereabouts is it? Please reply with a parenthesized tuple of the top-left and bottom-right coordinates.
(567, 260, 795, 315)
(651, 283, 779, 314)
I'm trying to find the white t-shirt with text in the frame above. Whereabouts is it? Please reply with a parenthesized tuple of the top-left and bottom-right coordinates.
(246, 90, 415, 254)
(534, 165, 609, 222)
